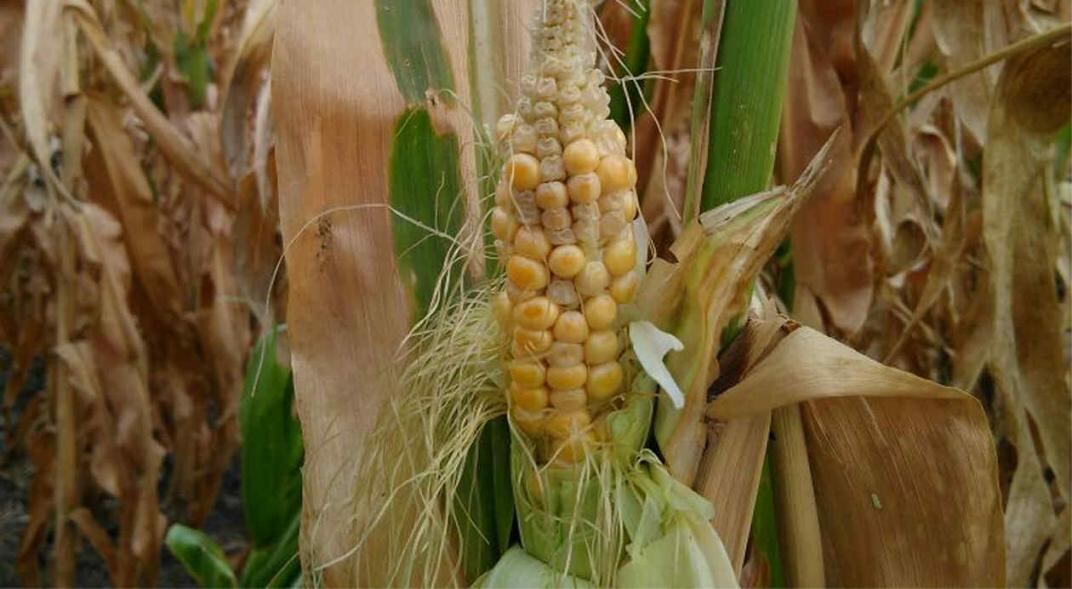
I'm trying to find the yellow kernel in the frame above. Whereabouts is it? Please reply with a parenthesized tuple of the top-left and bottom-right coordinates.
(603, 237, 637, 276)
(547, 342, 584, 368)
(597, 155, 633, 193)
(553, 311, 589, 344)
(512, 406, 544, 435)
(587, 362, 623, 401)
(585, 331, 619, 364)
(550, 389, 587, 411)
(546, 364, 587, 390)
(622, 190, 638, 220)
(609, 272, 639, 304)
(583, 294, 617, 330)
(535, 181, 569, 209)
(547, 245, 586, 278)
(544, 410, 591, 440)
(492, 291, 512, 329)
(551, 432, 593, 464)
(563, 139, 600, 175)
(491, 207, 518, 241)
(566, 173, 601, 204)
(506, 153, 541, 190)
(509, 361, 546, 388)
(495, 181, 512, 207)
(514, 226, 551, 260)
(513, 297, 560, 331)
(514, 328, 552, 356)
(507, 255, 549, 291)
(510, 383, 549, 411)
(575, 261, 610, 297)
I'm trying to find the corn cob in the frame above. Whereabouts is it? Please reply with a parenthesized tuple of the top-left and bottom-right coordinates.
(493, 0, 639, 465)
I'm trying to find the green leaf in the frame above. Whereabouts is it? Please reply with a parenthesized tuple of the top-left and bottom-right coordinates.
(388, 107, 465, 316)
(609, 0, 652, 131)
(375, 0, 455, 103)
(240, 327, 303, 549)
(751, 456, 785, 587)
(240, 515, 301, 588)
(701, 0, 797, 210)
(454, 417, 515, 582)
(165, 524, 238, 589)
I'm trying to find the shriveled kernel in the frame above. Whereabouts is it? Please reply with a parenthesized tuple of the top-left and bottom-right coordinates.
(509, 361, 546, 388)
(609, 272, 639, 304)
(514, 227, 552, 260)
(599, 210, 627, 240)
(553, 311, 589, 344)
(513, 190, 540, 225)
(604, 237, 637, 276)
(513, 297, 560, 330)
(536, 77, 558, 99)
(511, 125, 538, 154)
(596, 154, 632, 192)
(534, 117, 560, 137)
(514, 328, 552, 355)
(567, 173, 601, 204)
(559, 103, 587, 126)
(534, 101, 557, 120)
(546, 364, 587, 390)
(507, 154, 541, 190)
(575, 261, 610, 297)
(540, 155, 566, 182)
(544, 410, 591, 440)
(585, 331, 619, 364)
(507, 255, 549, 290)
(548, 245, 586, 278)
(542, 207, 572, 231)
(564, 139, 600, 175)
(587, 362, 624, 400)
(492, 291, 512, 329)
(561, 122, 586, 144)
(511, 407, 543, 435)
(550, 389, 587, 411)
(536, 137, 563, 159)
(506, 281, 536, 304)
(491, 207, 518, 241)
(536, 182, 569, 210)
(510, 383, 550, 411)
(583, 294, 617, 330)
(496, 114, 518, 142)
(547, 280, 580, 309)
(547, 227, 577, 246)
(547, 342, 584, 368)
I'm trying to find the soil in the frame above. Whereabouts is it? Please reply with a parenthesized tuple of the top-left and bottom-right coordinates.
(0, 349, 248, 588)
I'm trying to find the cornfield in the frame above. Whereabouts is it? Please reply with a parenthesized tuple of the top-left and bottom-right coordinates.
(0, 0, 1068, 587)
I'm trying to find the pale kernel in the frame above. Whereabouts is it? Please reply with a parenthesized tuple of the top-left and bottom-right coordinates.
(583, 294, 617, 330)
(507, 154, 540, 190)
(596, 154, 632, 192)
(544, 410, 591, 440)
(547, 342, 584, 368)
(510, 382, 549, 411)
(511, 125, 538, 154)
(511, 407, 543, 435)
(491, 207, 518, 241)
(506, 281, 536, 304)
(564, 139, 600, 175)
(551, 432, 592, 464)
(542, 207, 572, 231)
(609, 272, 639, 304)
(535, 182, 568, 209)
(547, 279, 580, 308)
(575, 261, 610, 297)
(513, 328, 552, 355)
(496, 114, 518, 142)
(513, 297, 560, 331)
(567, 173, 601, 204)
(587, 362, 623, 401)
(546, 364, 588, 391)
(585, 331, 619, 364)
(540, 155, 566, 182)
(604, 238, 637, 276)
(514, 227, 551, 260)
(550, 389, 587, 411)
(507, 255, 549, 291)
(536, 137, 563, 159)
(548, 245, 586, 278)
